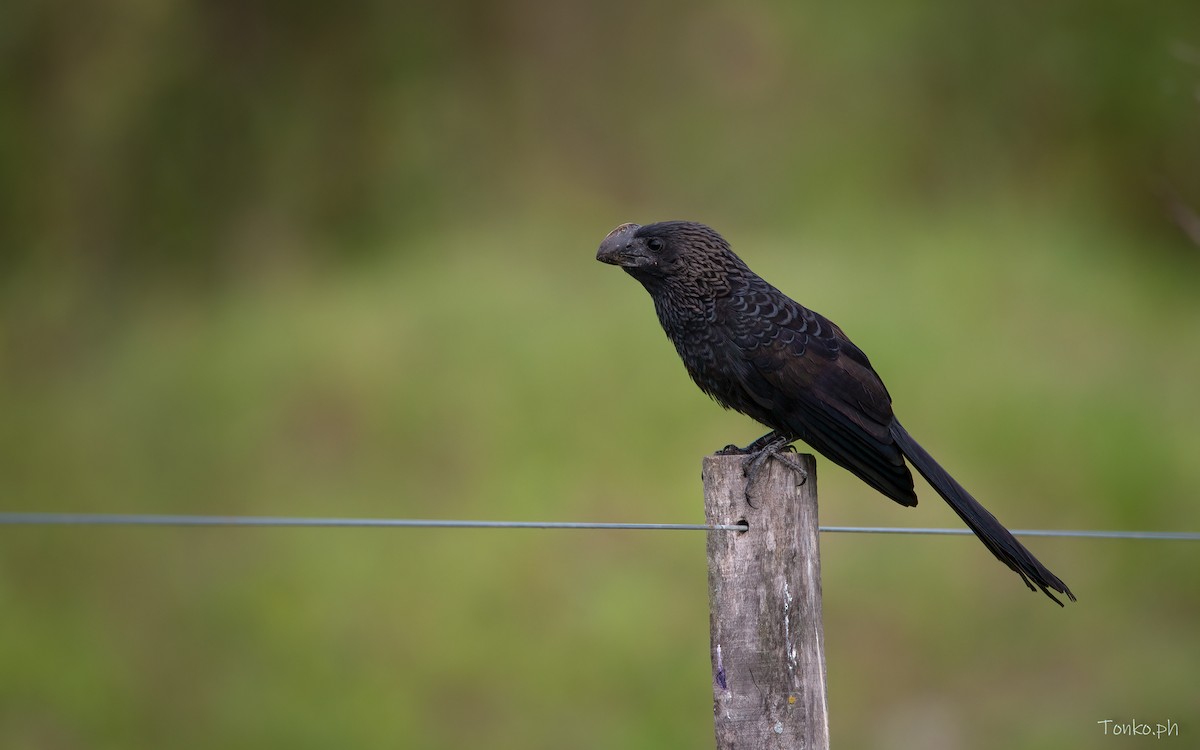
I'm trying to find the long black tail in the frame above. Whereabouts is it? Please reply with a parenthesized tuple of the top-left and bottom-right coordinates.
(890, 419, 1075, 605)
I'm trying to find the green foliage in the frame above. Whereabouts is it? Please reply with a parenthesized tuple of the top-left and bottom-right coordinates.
(2, 2, 1199, 748)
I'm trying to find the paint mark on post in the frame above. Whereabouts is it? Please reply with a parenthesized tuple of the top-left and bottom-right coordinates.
(715, 644, 727, 690)
(783, 582, 798, 669)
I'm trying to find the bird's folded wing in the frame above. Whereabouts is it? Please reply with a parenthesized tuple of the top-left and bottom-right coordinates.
(723, 289, 917, 505)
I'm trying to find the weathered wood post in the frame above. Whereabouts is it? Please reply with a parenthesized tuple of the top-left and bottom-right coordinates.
(703, 453, 830, 750)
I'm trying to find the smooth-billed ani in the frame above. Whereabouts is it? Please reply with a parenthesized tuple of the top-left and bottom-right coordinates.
(597, 220, 1074, 605)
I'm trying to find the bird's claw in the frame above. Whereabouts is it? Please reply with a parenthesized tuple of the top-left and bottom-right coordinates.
(717, 432, 807, 506)
(745, 440, 807, 485)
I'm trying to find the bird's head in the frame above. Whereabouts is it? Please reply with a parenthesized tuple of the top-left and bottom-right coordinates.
(596, 221, 738, 283)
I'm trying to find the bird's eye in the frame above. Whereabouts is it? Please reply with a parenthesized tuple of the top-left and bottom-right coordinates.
(646, 237, 665, 252)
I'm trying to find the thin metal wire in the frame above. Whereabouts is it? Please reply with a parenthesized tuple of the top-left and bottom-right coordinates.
(819, 526, 1200, 541)
(0, 513, 1197, 539)
(0, 513, 745, 532)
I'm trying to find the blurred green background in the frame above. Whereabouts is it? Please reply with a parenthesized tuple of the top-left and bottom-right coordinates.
(3, 1, 1200, 748)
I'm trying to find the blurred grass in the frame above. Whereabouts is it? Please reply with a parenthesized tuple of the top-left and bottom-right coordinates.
(3, 202, 1199, 749)
(3, 1, 1200, 747)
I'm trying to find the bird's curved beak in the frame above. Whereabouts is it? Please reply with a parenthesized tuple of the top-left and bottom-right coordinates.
(596, 222, 647, 267)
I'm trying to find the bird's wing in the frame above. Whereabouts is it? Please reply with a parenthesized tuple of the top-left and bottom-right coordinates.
(719, 280, 917, 505)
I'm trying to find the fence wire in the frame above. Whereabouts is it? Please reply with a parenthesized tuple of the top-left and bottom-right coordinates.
(0, 513, 1197, 540)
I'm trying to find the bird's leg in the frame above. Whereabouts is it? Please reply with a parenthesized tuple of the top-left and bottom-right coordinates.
(716, 431, 779, 456)
(715, 431, 807, 505)
(745, 432, 807, 486)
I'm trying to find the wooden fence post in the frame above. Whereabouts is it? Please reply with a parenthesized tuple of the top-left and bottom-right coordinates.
(703, 453, 830, 750)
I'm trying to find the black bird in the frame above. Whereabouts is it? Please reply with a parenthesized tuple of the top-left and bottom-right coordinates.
(597, 220, 1074, 605)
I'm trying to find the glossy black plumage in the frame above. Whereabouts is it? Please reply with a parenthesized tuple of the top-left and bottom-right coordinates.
(597, 220, 1074, 605)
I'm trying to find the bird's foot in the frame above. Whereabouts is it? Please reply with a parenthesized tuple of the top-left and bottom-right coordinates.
(716, 432, 807, 506)
(745, 436, 807, 486)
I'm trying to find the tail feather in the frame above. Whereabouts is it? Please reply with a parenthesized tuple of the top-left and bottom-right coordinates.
(890, 419, 1075, 605)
